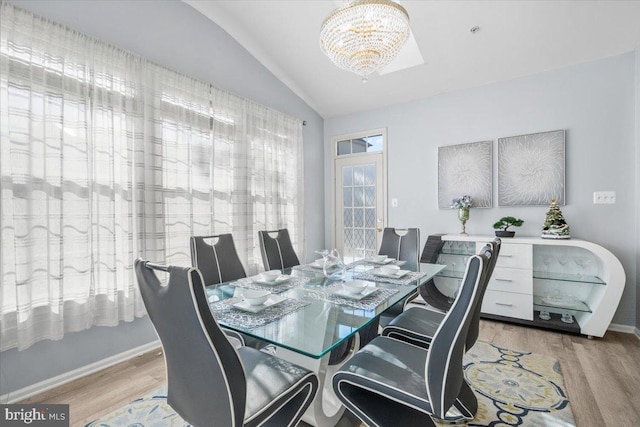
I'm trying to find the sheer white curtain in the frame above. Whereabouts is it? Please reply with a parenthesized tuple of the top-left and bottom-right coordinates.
(0, 3, 304, 351)
(158, 75, 304, 274)
(245, 101, 304, 272)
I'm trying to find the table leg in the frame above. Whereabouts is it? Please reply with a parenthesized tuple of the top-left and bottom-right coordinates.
(271, 333, 361, 427)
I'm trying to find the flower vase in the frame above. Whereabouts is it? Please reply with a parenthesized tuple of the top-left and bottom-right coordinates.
(458, 207, 470, 235)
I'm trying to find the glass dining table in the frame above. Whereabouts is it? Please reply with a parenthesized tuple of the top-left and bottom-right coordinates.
(205, 260, 446, 427)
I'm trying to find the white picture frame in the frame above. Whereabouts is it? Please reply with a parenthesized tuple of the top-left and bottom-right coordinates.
(498, 130, 565, 206)
(438, 140, 493, 208)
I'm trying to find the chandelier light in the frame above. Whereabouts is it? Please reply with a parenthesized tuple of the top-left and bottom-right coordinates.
(319, 0, 410, 82)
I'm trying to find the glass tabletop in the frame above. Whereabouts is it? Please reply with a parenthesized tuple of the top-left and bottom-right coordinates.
(205, 262, 445, 359)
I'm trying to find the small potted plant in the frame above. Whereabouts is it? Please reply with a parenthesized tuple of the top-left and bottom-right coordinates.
(493, 216, 524, 238)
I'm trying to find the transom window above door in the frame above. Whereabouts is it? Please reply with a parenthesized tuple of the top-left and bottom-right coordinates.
(336, 133, 383, 156)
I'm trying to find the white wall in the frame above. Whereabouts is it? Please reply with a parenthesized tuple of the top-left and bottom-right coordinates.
(325, 52, 637, 328)
(0, 0, 324, 396)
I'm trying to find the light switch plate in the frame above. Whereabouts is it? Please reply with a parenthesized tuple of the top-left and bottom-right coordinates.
(593, 191, 616, 204)
(391, 198, 398, 207)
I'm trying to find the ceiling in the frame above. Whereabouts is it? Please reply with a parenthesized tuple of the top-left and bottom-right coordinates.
(185, 1, 640, 119)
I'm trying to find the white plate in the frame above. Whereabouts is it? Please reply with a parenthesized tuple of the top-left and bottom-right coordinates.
(253, 275, 291, 286)
(331, 286, 378, 300)
(232, 294, 287, 313)
(371, 268, 411, 279)
(367, 257, 394, 265)
(311, 261, 339, 269)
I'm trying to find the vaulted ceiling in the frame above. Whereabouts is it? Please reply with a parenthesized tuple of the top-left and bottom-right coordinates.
(185, 1, 640, 118)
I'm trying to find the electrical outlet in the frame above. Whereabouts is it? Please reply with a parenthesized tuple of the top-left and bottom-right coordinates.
(391, 198, 398, 207)
(593, 191, 616, 204)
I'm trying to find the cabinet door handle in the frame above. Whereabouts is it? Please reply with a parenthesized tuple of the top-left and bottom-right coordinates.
(501, 255, 513, 258)
(495, 278, 513, 282)
(495, 302, 513, 306)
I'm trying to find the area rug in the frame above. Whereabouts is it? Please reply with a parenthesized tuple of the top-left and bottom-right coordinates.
(85, 342, 575, 426)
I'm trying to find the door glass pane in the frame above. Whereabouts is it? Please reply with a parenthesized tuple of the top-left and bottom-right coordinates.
(343, 208, 353, 227)
(353, 187, 364, 207)
(343, 228, 354, 260)
(365, 229, 376, 256)
(353, 166, 364, 186)
(364, 164, 375, 185)
(354, 208, 364, 227)
(354, 229, 364, 252)
(343, 187, 353, 207)
(365, 187, 375, 207)
(365, 208, 375, 228)
(342, 166, 353, 186)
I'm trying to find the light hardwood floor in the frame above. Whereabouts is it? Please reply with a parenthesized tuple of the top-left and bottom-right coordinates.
(22, 320, 640, 427)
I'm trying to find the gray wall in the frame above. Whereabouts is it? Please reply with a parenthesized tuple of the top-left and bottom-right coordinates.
(325, 52, 637, 328)
(636, 46, 640, 332)
(1, 0, 324, 395)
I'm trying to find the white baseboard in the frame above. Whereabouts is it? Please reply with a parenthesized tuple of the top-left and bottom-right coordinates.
(607, 323, 638, 335)
(0, 340, 161, 404)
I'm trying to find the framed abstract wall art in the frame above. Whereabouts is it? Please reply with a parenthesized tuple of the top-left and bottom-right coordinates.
(438, 140, 492, 208)
(498, 130, 565, 206)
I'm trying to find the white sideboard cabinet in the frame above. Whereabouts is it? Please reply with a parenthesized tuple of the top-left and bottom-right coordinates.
(429, 234, 625, 338)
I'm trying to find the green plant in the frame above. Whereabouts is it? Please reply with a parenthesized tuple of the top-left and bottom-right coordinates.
(493, 216, 524, 231)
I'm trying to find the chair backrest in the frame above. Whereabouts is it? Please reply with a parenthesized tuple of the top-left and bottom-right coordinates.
(135, 259, 246, 427)
(378, 228, 420, 271)
(425, 250, 490, 419)
(190, 234, 247, 285)
(258, 229, 300, 270)
(465, 238, 501, 349)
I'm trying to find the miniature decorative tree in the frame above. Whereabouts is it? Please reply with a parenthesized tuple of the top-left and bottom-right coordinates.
(493, 216, 524, 237)
(541, 199, 571, 239)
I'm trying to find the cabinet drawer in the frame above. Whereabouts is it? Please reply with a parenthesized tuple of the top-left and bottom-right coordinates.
(488, 267, 532, 294)
(478, 242, 532, 269)
(481, 290, 533, 320)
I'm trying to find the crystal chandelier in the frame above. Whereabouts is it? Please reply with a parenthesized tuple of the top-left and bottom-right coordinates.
(319, 0, 410, 82)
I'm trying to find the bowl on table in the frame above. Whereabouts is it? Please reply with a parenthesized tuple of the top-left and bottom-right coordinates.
(242, 289, 271, 306)
(342, 280, 369, 295)
(370, 255, 387, 263)
(378, 265, 400, 275)
(259, 270, 281, 282)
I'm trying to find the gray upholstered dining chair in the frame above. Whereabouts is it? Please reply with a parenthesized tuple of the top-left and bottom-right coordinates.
(379, 239, 499, 421)
(190, 234, 261, 349)
(190, 234, 247, 284)
(331, 252, 489, 426)
(382, 238, 501, 351)
(377, 227, 420, 327)
(258, 229, 301, 270)
(135, 259, 318, 427)
(377, 227, 420, 271)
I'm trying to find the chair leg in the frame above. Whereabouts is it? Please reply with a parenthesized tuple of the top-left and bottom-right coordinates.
(436, 381, 478, 422)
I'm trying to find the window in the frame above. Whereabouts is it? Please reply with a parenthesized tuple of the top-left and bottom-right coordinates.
(336, 133, 384, 156)
(0, 3, 303, 351)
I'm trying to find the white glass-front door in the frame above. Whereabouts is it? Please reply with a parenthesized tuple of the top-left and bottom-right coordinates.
(335, 153, 384, 264)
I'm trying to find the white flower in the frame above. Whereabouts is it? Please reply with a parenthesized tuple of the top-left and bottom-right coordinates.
(450, 195, 473, 209)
